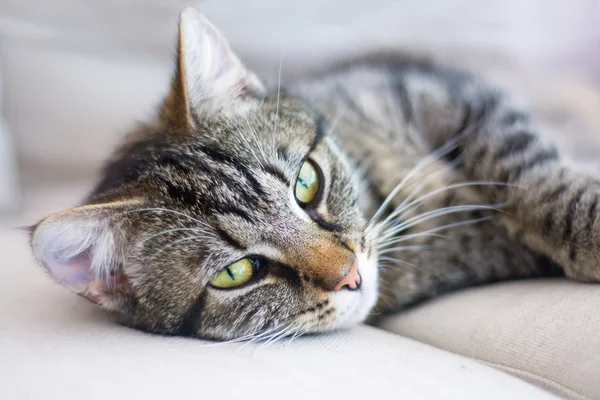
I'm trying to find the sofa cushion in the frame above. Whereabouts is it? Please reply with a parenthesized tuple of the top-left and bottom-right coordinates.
(0, 182, 557, 400)
(380, 280, 600, 400)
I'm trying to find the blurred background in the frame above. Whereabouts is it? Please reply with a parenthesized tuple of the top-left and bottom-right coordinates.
(0, 0, 598, 217)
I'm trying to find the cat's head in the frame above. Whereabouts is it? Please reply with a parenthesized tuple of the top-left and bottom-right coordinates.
(30, 8, 379, 340)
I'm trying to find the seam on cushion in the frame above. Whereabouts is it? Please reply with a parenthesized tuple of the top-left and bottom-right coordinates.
(476, 359, 591, 400)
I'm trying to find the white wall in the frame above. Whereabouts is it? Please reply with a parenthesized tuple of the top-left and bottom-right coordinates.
(0, 0, 598, 172)
(0, 52, 19, 208)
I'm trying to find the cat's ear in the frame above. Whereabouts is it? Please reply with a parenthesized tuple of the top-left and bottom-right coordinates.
(30, 200, 140, 311)
(161, 7, 266, 130)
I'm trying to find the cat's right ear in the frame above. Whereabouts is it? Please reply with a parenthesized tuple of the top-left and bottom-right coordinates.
(161, 7, 266, 131)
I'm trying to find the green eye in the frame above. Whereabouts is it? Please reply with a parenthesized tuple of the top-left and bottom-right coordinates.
(295, 160, 320, 204)
(210, 258, 255, 289)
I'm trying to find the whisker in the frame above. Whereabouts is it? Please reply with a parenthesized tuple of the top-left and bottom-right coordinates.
(377, 245, 430, 255)
(143, 227, 210, 243)
(266, 327, 294, 347)
(237, 323, 289, 351)
(326, 107, 345, 136)
(377, 256, 422, 271)
(273, 52, 284, 133)
(241, 113, 270, 161)
(375, 157, 465, 232)
(152, 235, 212, 258)
(377, 216, 491, 249)
(376, 232, 448, 249)
(385, 86, 404, 138)
(379, 181, 512, 231)
(288, 324, 308, 345)
(201, 331, 260, 348)
(230, 116, 265, 163)
(256, 325, 295, 351)
(366, 132, 468, 229)
(379, 205, 497, 240)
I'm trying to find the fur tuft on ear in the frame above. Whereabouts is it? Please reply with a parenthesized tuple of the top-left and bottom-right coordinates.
(31, 202, 137, 310)
(161, 7, 265, 130)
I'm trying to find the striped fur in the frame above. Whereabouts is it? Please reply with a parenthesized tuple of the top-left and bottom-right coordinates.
(30, 11, 599, 340)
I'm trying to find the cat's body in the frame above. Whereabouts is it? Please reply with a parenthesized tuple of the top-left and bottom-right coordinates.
(30, 9, 600, 340)
(288, 58, 567, 315)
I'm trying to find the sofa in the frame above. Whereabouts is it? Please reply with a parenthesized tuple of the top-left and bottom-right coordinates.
(1, 1, 599, 399)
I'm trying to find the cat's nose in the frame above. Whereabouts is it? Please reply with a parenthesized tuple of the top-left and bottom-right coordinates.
(332, 259, 361, 291)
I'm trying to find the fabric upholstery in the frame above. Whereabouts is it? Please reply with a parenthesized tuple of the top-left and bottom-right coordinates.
(0, 183, 557, 400)
(380, 280, 600, 400)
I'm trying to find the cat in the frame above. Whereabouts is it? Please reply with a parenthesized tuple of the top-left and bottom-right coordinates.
(29, 7, 600, 341)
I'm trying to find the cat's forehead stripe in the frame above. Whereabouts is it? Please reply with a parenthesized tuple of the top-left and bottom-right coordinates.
(260, 164, 291, 186)
(308, 115, 327, 153)
(213, 225, 247, 251)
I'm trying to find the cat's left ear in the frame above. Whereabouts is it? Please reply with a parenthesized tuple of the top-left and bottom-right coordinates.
(161, 7, 266, 130)
(30, 200, 141, 312)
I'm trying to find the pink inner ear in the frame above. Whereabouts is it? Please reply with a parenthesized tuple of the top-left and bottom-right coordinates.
(44, 247, 129, 306)
(45, 249, 95, 294)
(32, 200, 142, 309)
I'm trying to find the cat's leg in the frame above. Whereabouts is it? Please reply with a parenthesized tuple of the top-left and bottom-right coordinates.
(394, 64, 600, 282)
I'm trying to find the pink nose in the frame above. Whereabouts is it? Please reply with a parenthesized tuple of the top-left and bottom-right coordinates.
(333, 259, 361, 291)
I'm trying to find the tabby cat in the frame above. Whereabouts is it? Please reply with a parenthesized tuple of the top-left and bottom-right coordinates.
(30, 8, 600, 341)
